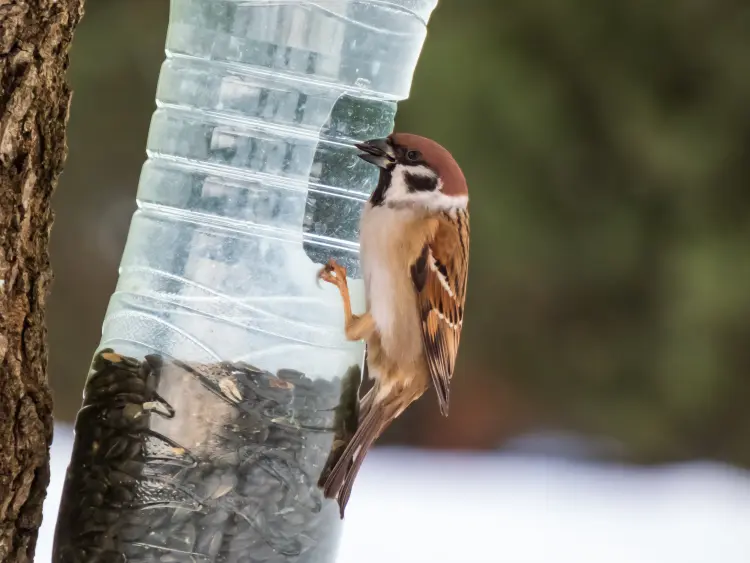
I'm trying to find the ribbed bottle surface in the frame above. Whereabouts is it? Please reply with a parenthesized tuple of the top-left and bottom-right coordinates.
(53, 1, 437, 562)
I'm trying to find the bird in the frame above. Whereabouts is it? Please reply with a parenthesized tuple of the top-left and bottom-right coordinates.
(316, 132, 470, 517)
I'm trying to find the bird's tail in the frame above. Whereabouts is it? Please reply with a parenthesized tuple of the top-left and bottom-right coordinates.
(320, 388, 395, 518)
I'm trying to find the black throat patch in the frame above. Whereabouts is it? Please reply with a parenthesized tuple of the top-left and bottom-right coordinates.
(369, 168, 392, 206)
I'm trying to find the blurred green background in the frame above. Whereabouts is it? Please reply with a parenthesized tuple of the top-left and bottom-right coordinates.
(49, 0, 750, 467)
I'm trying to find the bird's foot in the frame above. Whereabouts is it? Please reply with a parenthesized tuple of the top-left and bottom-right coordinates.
(317, 258, 348, 290)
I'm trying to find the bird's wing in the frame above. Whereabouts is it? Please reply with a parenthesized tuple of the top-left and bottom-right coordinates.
(410, 209, 470, 416)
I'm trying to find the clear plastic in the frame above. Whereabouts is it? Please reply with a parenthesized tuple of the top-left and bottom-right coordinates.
(52, 1, 438, 562)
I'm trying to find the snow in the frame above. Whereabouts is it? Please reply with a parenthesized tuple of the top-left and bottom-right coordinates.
(40, 425, 750, 563)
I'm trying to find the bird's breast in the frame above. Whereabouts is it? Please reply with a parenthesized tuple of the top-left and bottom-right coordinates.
(359, 205, 425, 366)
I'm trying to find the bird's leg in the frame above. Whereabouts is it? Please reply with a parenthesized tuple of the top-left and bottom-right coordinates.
(317, 259, 375, 341)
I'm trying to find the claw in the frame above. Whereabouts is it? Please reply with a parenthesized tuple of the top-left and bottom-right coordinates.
(316, 261, 333, 289)
(317, 259, 347, 289)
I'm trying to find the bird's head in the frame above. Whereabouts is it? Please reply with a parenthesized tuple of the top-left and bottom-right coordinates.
(355, 133, 468, 212)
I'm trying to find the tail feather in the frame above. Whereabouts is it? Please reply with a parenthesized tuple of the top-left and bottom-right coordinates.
(317, 365, 362, 490)
(336, 444, 369, 516)
(431, 372, 450, 416)
(358, 387, 375, 423)
(320, 396, 393, 518)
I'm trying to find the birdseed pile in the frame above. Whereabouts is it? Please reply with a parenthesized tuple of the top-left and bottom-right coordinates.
(53, 349, 349, 563)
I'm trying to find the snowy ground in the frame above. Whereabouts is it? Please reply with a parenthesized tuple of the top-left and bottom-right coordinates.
(40, 425, 750, 563)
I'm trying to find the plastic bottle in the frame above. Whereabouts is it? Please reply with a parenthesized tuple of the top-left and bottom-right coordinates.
(52, 1, 438, 561)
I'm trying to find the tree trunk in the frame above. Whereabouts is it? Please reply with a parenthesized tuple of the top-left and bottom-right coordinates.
(0, 1, 84, 561)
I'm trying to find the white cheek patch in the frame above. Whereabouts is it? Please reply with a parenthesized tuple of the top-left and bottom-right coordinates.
(385, 164, 468, 212)
(385, 164, 436, 202)
(404, 164, 437, 178)
(385, 165, 413, 201)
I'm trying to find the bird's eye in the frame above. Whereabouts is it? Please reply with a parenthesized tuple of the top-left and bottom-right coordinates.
(406, 150, 421, 162)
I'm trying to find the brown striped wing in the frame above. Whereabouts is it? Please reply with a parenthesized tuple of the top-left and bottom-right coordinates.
(410, 209, 469, 416)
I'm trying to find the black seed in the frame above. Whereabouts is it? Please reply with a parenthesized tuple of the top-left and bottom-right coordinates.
(109, 486, 134, 504)
(118, 525, 147, 543)
(94, 509, 120, 525)
(103, 438, 128, 460)
(82, 477, 107, 495)
(196, 527, 224, 557)
(52, 352, 351, 563)
(117, 459, 145, 477)
(108, 470, 136, 487)
(144, 354, 164, 369)
(169, 507, 194, 524)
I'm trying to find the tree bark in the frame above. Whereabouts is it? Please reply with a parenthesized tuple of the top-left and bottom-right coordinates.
(0, 1, 84, 561)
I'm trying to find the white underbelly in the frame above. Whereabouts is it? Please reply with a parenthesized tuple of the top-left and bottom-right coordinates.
(360, 206, 424, 365)
(370, 268, 421, 346)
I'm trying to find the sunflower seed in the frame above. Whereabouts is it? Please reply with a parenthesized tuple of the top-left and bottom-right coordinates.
(53, 349, 353, 563)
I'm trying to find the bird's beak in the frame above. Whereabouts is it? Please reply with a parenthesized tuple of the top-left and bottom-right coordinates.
(354, 138, 395, 169)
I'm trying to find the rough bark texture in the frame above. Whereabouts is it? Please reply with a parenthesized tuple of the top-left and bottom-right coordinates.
(0, 1, 84, 561)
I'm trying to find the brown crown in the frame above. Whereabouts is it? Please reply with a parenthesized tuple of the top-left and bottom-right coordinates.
(389, 133, 468, 197)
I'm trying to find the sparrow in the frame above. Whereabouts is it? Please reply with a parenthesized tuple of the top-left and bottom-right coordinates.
(317, 133, 470, 517)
